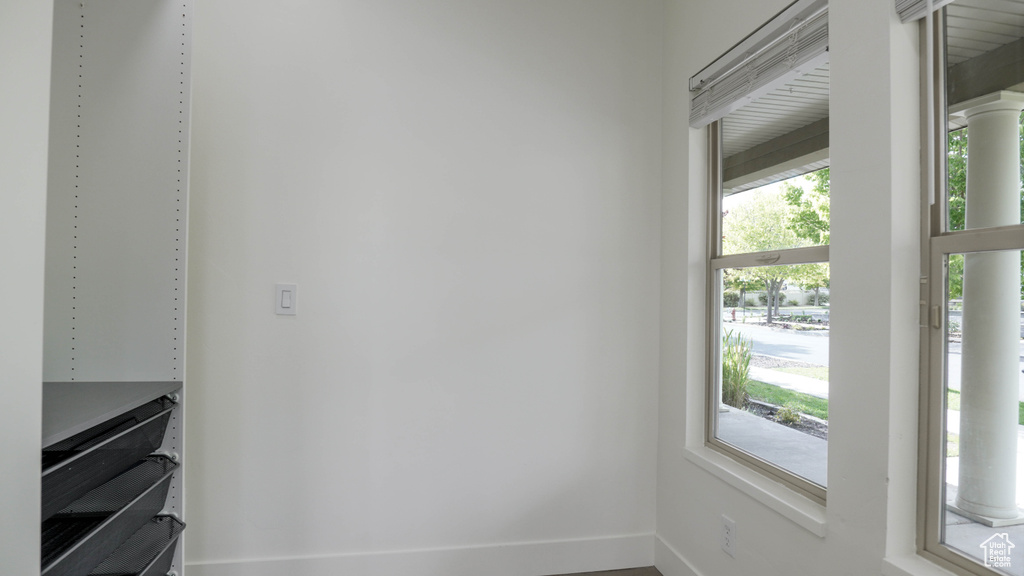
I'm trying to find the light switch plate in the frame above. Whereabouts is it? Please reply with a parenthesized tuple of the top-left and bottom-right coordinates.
(276, 283, 297, 315)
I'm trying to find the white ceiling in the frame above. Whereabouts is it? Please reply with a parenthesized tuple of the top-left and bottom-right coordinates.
(946, 0, 1024, 65)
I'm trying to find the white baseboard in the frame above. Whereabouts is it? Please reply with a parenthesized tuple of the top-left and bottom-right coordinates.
(185, 533, 655, 576)
(654, 535, 703, 576)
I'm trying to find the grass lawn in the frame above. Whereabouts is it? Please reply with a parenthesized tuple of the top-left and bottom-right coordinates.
(747, 380, 828, 421)
(946, 389, 1024, 426)
(745, 383, 1024, 427)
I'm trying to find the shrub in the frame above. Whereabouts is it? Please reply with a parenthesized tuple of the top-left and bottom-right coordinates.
(721, 329, 752, 409)
(818, 293, 829, 305)
(723, 291, 740, 307)
(775, 402, 802, 425)
(787, 298, 800, 306)
(758, 293, 769, 306)
(744, 298, 756, 307)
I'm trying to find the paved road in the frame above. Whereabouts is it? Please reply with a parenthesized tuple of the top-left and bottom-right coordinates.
(725, 320, 1024, 399)
(946, 343, 1024, 399)
(725, 322, 829, 365)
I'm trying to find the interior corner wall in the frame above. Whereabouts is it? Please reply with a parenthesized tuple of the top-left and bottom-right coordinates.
(185, 2, 663, 575)
(657, 0, 922, 575)
(0, 1, 52, 575)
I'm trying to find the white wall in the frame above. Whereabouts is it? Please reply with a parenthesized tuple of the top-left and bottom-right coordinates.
(657, 1, 928, 575)
(185, 2, 663, 575)
(0, 1, 52, 575)
(0, 3, 948, 576)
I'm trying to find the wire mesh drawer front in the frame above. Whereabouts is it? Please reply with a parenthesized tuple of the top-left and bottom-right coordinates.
(42, 457, 177, 576)
(90, 516, 184, 576)
(42, 399, 175, 522)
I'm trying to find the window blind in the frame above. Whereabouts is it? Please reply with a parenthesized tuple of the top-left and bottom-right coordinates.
(896, 0, 956, 22)
(689, 0, 828, 129)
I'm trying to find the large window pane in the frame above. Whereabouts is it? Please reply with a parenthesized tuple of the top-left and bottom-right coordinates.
(923, 3, 1024, 573)
(946, 114, 1024, 233)
(941, 250, 1024, 575)
(708, 58, 828, 501)
(722, 170, 831, 256)
(715, 264, 830, 488)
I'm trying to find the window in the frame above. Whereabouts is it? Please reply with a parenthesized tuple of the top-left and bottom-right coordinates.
(919, 3, 1024, 574)
(707, 116, 830, 503)
(690, 0, 831, 503)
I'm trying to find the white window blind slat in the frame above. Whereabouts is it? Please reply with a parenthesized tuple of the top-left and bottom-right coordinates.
(689, 6, 828, 129)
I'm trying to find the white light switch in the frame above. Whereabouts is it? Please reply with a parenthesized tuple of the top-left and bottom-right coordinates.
(276, 283, 297, 315)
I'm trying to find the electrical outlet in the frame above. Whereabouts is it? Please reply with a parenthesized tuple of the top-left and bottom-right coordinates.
(721, 514, 736, 557)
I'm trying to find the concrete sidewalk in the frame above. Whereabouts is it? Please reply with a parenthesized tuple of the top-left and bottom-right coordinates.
(718, 407, 827, 487)
(750, 365, 828, 399)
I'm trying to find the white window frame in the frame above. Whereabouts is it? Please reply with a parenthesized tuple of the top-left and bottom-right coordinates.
(918, 10, 1024, 574)
(705, 120, 830, 505)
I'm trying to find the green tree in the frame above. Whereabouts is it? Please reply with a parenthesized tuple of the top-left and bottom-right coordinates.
(945, 117, 1024, 298)
(947, 128, 968, 234)
(779, 169, 831, 307)
(782, 168, 830, 245)
(793, 262, 830, 306)
(723, 189, 809, 323)
(723, 270, 763, 308)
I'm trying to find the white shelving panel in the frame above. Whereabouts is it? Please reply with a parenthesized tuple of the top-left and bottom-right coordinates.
(44, 0, 192, 383)
(41, 0, 193, 574)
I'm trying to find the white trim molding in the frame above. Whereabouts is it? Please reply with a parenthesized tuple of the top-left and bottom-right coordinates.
(185, 533, 656, 576)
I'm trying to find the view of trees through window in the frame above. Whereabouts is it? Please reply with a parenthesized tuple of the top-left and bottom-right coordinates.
(722, 169, 830, 323)
(946, 116, 1024, 302)
(934, 111, 1024, 576)
(714, 168, 830, 490)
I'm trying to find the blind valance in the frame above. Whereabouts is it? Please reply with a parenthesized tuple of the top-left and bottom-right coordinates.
(689, 0, 828, 129)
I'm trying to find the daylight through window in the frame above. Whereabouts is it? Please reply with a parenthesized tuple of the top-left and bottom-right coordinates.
(919, 3, 1024, 575)
(705, 62, 830, 502)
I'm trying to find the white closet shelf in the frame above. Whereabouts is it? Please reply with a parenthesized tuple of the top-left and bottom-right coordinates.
(42, 381, 182, 449)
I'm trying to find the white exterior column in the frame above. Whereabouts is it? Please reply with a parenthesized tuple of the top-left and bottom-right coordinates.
(952, 91, 1024, 521)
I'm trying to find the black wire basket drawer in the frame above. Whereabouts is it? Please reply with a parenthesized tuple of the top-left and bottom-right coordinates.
(42, 398, 175, 522)
(42, 457, 178, 576)
(89, 516, 185, 576)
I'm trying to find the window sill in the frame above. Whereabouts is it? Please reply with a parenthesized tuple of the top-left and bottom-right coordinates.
(684, 445, 827, 537)
(882, 554, 960, 576)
